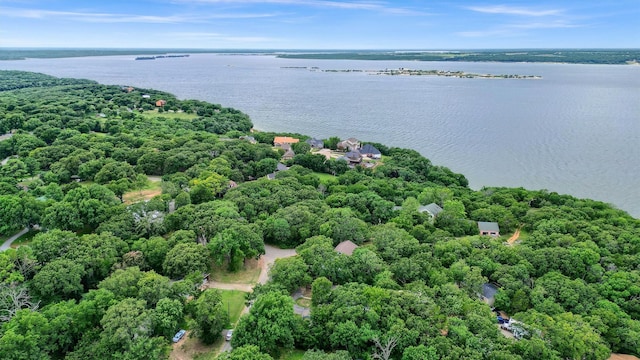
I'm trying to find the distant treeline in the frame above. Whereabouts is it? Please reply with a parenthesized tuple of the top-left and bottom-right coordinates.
(0, 48, 276, 61)
(1, 48, 639, 64)
(277, 49, 640, 64)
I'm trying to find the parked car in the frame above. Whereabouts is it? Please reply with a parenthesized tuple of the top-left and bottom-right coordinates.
(172, 329, 186, 343)
(225, 329, 233, 341)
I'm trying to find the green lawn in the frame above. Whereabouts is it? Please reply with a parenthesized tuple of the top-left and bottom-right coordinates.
(279, 349, 305, 360)
(312, 172, 338, 185)
(141, 109, 199, 121)
(295, 298, 311, 308)
(10, 230, 40, 249)
(220, 290, 248, 326)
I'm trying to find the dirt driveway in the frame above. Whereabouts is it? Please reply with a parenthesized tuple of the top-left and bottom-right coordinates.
(258, 245, 297, 284)
(172, 244, 297, 359)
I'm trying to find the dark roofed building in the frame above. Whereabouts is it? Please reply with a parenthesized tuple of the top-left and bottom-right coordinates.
(344, 150, 362, 164)
(478, 221, 500, 237)
(282, 148, 295, 160)
(306, 138, 324, 149)
(360, 144, 382, 159)
(418, 203, 443, 218)
(267, 163, 290, 180)
(481, 283, 499, 306)
(334, 240, 358, 256)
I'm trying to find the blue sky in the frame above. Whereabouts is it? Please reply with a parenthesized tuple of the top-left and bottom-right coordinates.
(0, 0, 638, 49)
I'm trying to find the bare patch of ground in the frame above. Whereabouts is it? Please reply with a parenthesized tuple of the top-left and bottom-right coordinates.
(507, 228, 521, 245)
(609, 355, 640, 360)
(170, 331, 216, 360)
(123, 188, 163, 204)
(314, 148, 343, 160)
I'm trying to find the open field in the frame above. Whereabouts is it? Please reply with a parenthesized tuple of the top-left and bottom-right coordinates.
(122, 176, 163, 204)
(172, 332, 218, 360)
(279, 349, 305, 360)
(209, 258, 261, 284)
(312, 172, 338, 184)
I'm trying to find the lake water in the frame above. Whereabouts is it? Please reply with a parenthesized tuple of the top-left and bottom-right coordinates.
(1, 54, 639, 217)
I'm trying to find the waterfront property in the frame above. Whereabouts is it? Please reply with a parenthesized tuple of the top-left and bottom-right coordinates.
(361, 144, 382, 159)
(337, 137, 360, 151)
(306, 138, 324, 149)
(273, 136, 299, 147)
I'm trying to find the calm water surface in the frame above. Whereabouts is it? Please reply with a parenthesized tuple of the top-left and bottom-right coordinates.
(2, 54, 639, 217)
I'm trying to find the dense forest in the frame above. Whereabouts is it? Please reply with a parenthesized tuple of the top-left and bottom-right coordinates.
(0, 70, 639, 360)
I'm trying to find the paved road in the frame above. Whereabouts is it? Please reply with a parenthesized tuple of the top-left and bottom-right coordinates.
(0, 228, 29, 251)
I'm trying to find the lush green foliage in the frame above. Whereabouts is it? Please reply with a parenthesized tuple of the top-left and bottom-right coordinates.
(1, 71, 639, 360)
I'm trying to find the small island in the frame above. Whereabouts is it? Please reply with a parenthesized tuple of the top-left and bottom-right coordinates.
(135, 54, 190, 60)
(311, 67, 541, 79)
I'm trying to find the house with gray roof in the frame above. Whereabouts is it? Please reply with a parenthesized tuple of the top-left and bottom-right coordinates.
(360, 144, 382, 159)
(344, 150, 362, 164)
(418, 203, 443, 218)
(282, 148, 295, 161)
(305, 138, 324, 149)
(480, 283, 499, 307)
(478, 221, 500, 237)
(267, 163, 290, 180)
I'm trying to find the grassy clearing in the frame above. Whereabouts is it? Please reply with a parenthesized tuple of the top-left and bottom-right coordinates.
(209, 259, 261, 284)
(220, 290, 248, 326)
(295, 298, 311, 308)
(279, 349, 305, 360)
(174, 333, 219, 360)
(141, 109, 199, 121)
(516, 228, 530, 241)
(122, 180, 163, 204)
(312, 172, 338, 185)
(10, 230, 40, 249)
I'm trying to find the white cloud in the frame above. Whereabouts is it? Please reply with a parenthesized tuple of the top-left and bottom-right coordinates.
(466, 5, 562, 17)
(0, 6, 277, 24)
(511, 21, 579, 29)
(173, 0, 427, 15)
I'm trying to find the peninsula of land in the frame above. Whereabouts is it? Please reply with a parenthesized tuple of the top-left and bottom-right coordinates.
(287, 67, 541, 79)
